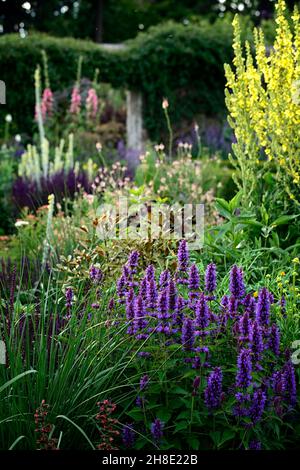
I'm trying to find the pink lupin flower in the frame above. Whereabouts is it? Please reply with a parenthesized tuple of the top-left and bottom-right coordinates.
(42, 88, 53, 117)
(86, 88, 98, 120)
(70, 86, 81, 115)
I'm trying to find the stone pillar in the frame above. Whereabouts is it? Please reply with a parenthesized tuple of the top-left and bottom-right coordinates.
(126, 90, 143, 169)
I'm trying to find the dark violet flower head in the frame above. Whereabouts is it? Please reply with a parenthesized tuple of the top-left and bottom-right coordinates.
(250, 320, 264, 361)
(228, 295, 238, 318)
(159, 270, 171, 287)
(229, 265, 245, 298)
(145, 265, 155, 281)
(174, 296, 186, 327)
(236, 348, 252, 389)
(140, 374, 149, 391)
(146, 278, 158, 310)
(117, 274, 127, 300)
(157, 289, 170, 319)
(192, 376, 201, 396)
(204, 367, 223, 410)
(133, 295, 148, 335)
(139, 276, 147, 299)
(182, 317, 195, 351)
(243, 294, 256, 318)
(269, 323, 280, 356)
(189, 264, 200, 292)
(108, 298, 115, 311)
(283, 361, 297, 406)
(238, 311, 251, 342)
(205, 263, 217, 293)
(249, 440, 262, 450)
(272, 370, 286, 396)
(65, 288, 73, 308)
(255, 287, 271, 327)
(122, 424, 135, 448)
(89, 266, 103, 284)
(177, 240, 189, 272)
(127, 251, 139, 273)
(195, 293, 209, 331)
(249, 388, 266, 424)
(151, 418, 164, 443)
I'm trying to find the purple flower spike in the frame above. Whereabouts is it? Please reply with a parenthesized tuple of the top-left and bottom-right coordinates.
(133, 295, 148, 336)
(204, 367, 223, 410)
(195, 293, 209, 331)
(192, 376, 201, 396)
(229, 265, 245, 298)
(189, 264, 200, 292)
(145, 265, 155, 281)
(89, 266, 103, 284)
(236, 348, 252, 389)
(205, 263, 217, 293)
(146, 278, 158, 310)
(238, 311, 251, 342)
(255, 288, 271, 327)
(127, 251, 139, 273)
(249, 440, 262, 450)
(157, 289, 170, 319)
(65, 288, 73, 308)
(159, 270, 171, 287)
(250, 320, 264, 363)
(283, 361, 297, 406)
(166, 279, 177, 311)
(122, 424, 135, 448)
(151, 418, 164, 443)
(269, 323, 280, 356)
(182, 317, 195, 351)
(177, 240, 189, 272)
(249, 388, 266, 424)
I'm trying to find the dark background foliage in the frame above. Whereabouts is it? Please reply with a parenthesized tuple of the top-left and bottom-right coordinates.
(0, 0, 299, 42)
(0, 22, 233, 141)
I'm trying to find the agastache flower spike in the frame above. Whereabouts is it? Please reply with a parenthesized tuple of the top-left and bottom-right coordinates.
(166, 279, 177, 311)
(250, 320, 264, 362)
(249, 388, 266, 424)
(243, 293, 256, 318)
(133, 296, 148, 338)
(182, 317, 195, 351)
(229, 265, 245, 298)
(204, 367, 223, 410)
(283, 361, 297, 406)
(269, 323, 280, 356)
(238, 311, 251, 343)
(122, 424, 135, 448)
(236, 348, 252, 389)
(205, 263, 217, 293)
(127, 251, 139, 274)
(151, 419, 164, 444)
(255, 288, 270, 327)
(159, 270, 171, 288)
(195, 293, 209, 333)
(145, 265, 155, 281)
(177, 240, 189, 283)
(189, 264, 200, 291)
(146, 278, 158, 310)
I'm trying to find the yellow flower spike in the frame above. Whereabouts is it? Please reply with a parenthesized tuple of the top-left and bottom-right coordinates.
(292, 257, 300, 264)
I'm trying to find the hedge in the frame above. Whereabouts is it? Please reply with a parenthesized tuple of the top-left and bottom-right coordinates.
(0, 21, 233, 141)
